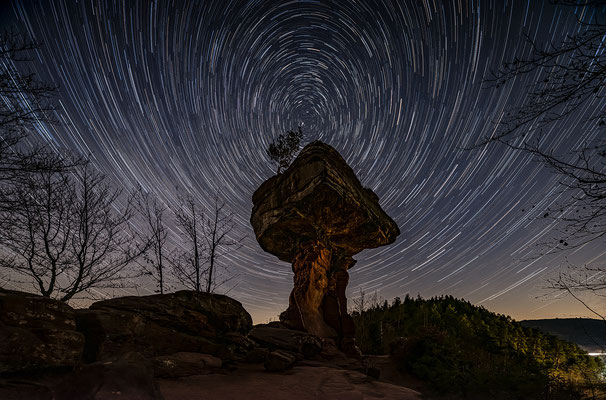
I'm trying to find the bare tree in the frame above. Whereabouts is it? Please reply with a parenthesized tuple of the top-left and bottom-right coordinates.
(203, 195, 242, 293)
(0, 32, 57, 129)
(0, 162, 148, 301)
(351, 288, 380, 346)
(0, 31, 64, 182)
(173, 194, 205, 292)
(172, 193, 241, 293)
(352, 288, 368, 316)
(481, 2, 606, 317)
(0, 168, 72, 297)
(548, 261, 606, 323)
(479, 3, 606, 252)
(267, 126, 303, 174)
(136, 190, 170, 294)
(0, 31, 80, 215)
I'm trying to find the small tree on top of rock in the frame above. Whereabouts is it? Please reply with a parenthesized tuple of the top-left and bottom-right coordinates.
(267, 127, 303, 174)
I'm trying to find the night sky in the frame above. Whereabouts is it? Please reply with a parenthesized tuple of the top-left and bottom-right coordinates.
(2, 0, 605, 323)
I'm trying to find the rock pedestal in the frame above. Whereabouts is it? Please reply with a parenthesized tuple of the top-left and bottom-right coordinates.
(251, 141, 400, 353)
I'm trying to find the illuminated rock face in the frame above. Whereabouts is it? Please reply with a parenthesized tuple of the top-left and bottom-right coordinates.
(251, 141, 399, 353)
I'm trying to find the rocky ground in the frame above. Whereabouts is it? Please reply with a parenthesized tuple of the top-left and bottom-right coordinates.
(1, 359, 422, 400)
(0, 288, 424, 400)
(158, 362, 421, 400)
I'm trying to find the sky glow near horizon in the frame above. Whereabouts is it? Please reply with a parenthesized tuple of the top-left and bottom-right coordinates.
(2, 0, 606, 323)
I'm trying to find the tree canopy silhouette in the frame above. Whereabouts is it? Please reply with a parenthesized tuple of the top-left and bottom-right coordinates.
(0, 162, 149, 301)
(267, 127, 303, 174)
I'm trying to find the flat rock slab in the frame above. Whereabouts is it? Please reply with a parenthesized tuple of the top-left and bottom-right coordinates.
(158, 363, 422, 400)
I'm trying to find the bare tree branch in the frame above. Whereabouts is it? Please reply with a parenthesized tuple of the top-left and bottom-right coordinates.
(173, 193, 205, 292)
(0, 161, 149, 301)
(135, 189, 170, 294)
(203, 194, 243, 293)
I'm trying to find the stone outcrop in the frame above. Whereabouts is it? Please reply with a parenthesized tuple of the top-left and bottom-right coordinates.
(264, 350, 296, 371)
(0, 289, 84, 372)
(248, 325, 322, 358)
(75, 290, 252, 362)
(251, 141, 399, 352)
(0, 290, 425, 400)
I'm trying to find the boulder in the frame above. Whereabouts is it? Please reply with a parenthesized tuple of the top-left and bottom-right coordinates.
(75, 290, 252, 362)
(251, 141, 399, 351)
(248, 325, 321, 358)
(0, 289, 84, 373)
(264, 350, 296, 372)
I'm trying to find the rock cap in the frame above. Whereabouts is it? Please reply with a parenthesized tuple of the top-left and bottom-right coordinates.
(251, 141, 400, 263)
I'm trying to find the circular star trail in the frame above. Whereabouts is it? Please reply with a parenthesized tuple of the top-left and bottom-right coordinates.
(3, 0, 606, 322)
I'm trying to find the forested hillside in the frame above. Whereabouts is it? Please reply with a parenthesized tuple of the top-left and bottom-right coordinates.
(352, 295, 603, 398)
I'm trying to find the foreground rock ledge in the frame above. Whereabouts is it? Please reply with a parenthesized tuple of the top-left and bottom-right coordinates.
(0, 289, 84, 373)
(251, 141, 400, 351)
(76, 290, 253, 361)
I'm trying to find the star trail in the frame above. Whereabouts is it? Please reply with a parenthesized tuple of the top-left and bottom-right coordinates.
(2, 0, 606, 323)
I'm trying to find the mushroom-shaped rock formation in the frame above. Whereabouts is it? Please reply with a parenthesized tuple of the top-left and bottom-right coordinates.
(251, 141, 400, 353)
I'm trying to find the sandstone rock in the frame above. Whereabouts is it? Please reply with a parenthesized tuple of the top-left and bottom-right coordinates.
(53, 352, 163, 400)
(224, 331, 256, 350)
(153, 352, 221, 378)
(243, 347, 270, 364)
(248, 325, 321, 358)
(251, 141, 400, 261)
(75, 290, 252, 362)
(251, 141, 400, 350)
(0, 289, 84, 372)
(264, 350, 296, 372)
(158, 363, 423, 399)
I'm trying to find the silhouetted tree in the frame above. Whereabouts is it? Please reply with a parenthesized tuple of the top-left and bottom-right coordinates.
(172, 193, 241, 293)
(548, 260, 606, 325)
(0, 31, 78, 213)
(0, 167, 72, 297)
(203, 195, 242, 293)
(0, 31, 63, 180)
(267, 127, 303, 174)
(482, 3, 606, 253)
(482, 1, 606, 321)
(173, 194, 205, 292)
(136, 190, 170, 294)
(0, 162, 148, 301)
